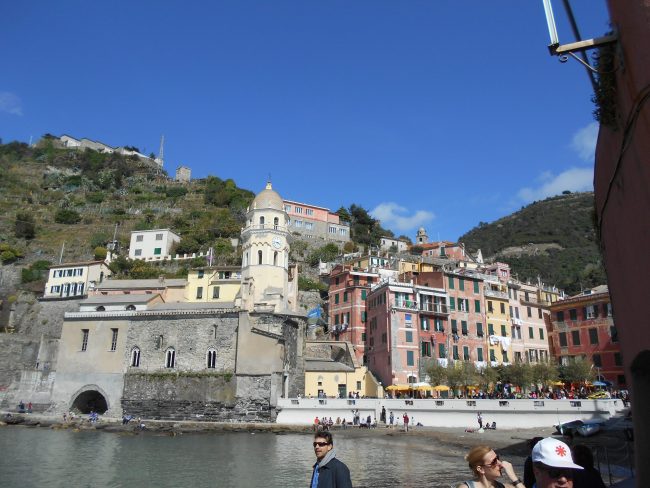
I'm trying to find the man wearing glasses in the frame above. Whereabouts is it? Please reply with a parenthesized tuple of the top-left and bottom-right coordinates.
(531, 437, 583, 488)
(310, 431, 352, 488)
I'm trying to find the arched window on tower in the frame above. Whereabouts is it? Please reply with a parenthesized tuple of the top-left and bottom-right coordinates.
(258, 250, 263, 265)
(213, 324, 218, 340)
(273, 251, 278, 266)
(165, 348, 176, 368)
(259, 216, 265, 227)
(207, 348, 217, 369)
(274, 217, 279, 229)
(126, 304, 136, 311)
(131, 347, 141, 367)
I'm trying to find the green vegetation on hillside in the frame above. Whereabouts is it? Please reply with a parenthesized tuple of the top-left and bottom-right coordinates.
(336, 204, 393, 247)
(0, 139, 251, 267)
(459, 192, 606, 294)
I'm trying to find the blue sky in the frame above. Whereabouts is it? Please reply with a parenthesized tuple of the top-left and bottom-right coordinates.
(1, 1, 610, 241)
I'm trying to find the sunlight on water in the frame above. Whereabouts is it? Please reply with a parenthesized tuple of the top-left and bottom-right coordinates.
(0, 427, 518, 488)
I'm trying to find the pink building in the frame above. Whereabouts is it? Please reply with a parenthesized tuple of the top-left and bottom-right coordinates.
(327, 264, 377, 363)
(592, 2, 650, 481)
(366, 279, 449, 387)
(283, 199, 350, 242)
(547, 287, 623, 387)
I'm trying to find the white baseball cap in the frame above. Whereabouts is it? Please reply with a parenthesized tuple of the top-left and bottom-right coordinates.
(532, 438, 584, 470)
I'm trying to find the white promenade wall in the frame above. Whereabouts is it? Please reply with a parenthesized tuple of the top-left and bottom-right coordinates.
(275, 398, 626, 429)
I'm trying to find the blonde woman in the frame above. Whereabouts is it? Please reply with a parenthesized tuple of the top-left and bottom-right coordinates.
(457, 446, 526, 488)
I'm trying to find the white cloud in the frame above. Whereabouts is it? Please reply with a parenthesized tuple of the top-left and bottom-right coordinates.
(0, 92, 23, 116)
(370, 202, 434, 232)
(571, 122, 598, 162)
(517, 167, 593, 202)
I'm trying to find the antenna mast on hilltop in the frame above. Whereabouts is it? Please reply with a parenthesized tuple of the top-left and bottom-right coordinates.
(157, 135, 165, 168)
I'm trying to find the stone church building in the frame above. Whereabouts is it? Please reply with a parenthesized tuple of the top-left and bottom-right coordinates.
(51, 183, 307, 421)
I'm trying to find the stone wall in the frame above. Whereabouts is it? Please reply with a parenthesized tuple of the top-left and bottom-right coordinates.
(121, 372, 276, 422)
(13, 293, 83, 337)
(0, 334, 56, 410)
(127, 312, 239, 372)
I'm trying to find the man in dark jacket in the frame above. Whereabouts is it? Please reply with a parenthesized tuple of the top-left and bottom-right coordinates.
(310, 431, 352, 488)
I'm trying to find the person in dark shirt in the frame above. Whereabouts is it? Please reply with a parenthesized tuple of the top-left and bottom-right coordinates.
(309, 431, 352, 488)
(571, 444, 607, 488)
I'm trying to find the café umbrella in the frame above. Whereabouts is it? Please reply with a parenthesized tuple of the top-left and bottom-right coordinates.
(432, 385, 451, 391)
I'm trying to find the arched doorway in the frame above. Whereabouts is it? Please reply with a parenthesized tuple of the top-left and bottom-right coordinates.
(71, 389, 109, 414)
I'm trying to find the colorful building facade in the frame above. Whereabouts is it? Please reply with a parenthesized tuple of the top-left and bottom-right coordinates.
(548, 286, 624, 387)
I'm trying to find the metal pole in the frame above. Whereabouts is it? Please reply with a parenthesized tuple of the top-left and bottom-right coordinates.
(560, 0, 598, 92)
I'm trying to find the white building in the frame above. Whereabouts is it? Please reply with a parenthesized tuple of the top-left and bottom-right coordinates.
(43, 261, 112, 299)
(379, 236, 409, 252)
(128, 229, 181, 261)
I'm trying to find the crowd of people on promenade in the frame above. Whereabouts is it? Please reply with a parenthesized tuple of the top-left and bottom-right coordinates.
(307, 432, 606, 488)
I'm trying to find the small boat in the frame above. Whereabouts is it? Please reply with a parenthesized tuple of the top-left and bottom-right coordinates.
(576, 422, 601, 437)
(554, 419, 604, 437)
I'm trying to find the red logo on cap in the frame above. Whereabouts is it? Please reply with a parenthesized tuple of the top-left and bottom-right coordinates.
(555, 445, 567, 457)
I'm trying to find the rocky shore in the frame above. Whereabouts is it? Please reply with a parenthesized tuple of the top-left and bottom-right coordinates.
(0, 410, 556, 452)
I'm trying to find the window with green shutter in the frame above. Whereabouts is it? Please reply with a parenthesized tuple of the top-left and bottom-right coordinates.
(474, 300, 481, 313)
(449, 297, 456, 311)
(439, 343, 446, 358)
(448, 275, 454, 289)
(501, 324, 507, 336)
(477, 348, 484, 361)
(361, 289, 367, 300)
(539, 328, 544, 340)
(490, 349, 496, 361)
(474, 280, 479, 293)
(407, 350, 414, 366)
(463, 346, 470, 360)
(459, 277, 464, 291)
(502, 351, 509, 362)
(476, 322, 484, 336)
(334, 293, 339, 304)
(343, 291, 348, 302)
(361, 311, 367, 323)
(451, 319, 458, 334)
(488, 323, 494, 335)
(461, 320, 468, 335)
(405, 331, 413, 343)
(529, 327, 534, 339)
(453, 346, 459, 360)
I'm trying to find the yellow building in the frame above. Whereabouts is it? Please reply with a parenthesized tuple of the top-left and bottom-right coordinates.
(304, 341, 383, 398)
(484, 279, 512, 364)
(185, 266, 242, 303)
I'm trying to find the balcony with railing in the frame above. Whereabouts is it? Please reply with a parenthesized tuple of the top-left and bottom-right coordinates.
(241, 223, 289, 235)
(519, 295, 551, 307)
(392, 300, 418, 311)
(484, 288, 508, 300)
(419, 302, 449, 316)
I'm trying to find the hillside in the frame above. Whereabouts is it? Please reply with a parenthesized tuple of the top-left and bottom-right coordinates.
(458, 192, 606, 295)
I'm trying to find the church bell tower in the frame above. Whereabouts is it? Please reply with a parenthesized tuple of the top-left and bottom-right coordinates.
(239, 182, 290, 312)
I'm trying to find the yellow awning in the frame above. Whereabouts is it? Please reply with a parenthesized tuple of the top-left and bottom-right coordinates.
(416, 384, 434, 391)
(432, 385, 450, 391)
(386, 384, 411, 391)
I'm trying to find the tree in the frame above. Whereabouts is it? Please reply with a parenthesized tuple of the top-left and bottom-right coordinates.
(54, 209, 81, 224)
(503, 362, 534, 393)
(14, 212, 35, 239)
(94, 246, 107, 260)
(425, 360, 448, 387)
(531, 361, 559, 387)
(477, 364, 499, 391)
(559, 357, 595, 384)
